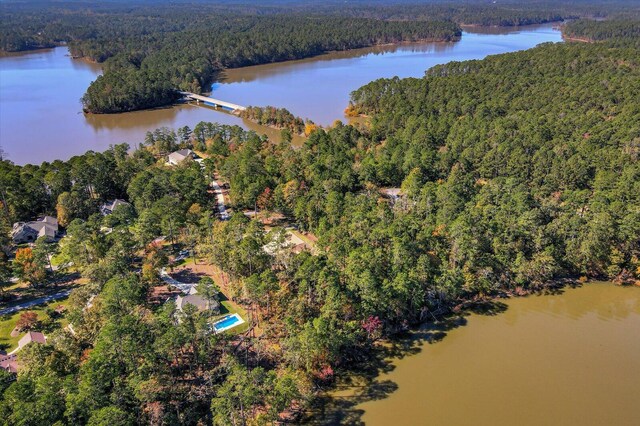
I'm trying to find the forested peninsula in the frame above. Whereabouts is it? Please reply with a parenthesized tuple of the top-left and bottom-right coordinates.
(1, 19, 639, 423)
(76, 17, 460, 114)
(563, 18, 640, 44)
(1, 3, 459, 114)
(3, 0, 638, 114)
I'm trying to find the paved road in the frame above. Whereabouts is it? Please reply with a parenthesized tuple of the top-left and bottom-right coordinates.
(0, 289, 72, 316)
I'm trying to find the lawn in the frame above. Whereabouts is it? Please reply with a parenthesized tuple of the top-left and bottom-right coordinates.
(172, 256, 196, 268)
(0, 298, 71, 353)
(216, 296, 250, 334)
(49, 251, 64, 267)
(3, 281, 26, 293)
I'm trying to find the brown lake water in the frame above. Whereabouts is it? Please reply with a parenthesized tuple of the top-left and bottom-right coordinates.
(320, 282, 640, 425)
(1, 24, 561, 165)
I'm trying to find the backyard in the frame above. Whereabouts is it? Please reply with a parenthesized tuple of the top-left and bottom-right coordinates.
(0, 298, 71, 353)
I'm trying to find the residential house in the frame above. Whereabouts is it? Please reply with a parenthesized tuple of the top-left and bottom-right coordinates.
(11, 216, 59, 244)
(176, 294, 220, 314)
(380, 187, 402, 202)
(0, 353, 19, 374)
(100, 199, 131, 215)
(167, 149, 198, 166)
(17, 331, 46, 350)
(263, 230, 312, 255)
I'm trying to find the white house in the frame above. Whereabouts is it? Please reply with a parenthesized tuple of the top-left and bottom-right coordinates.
(167, 149, 197, 166)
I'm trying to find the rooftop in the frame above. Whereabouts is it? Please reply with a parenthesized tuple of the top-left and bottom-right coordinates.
(18, 331, 46, 349)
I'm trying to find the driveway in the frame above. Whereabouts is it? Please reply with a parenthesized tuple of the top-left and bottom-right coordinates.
(160, 268, 195, 294)
(0, 289, 72, 316)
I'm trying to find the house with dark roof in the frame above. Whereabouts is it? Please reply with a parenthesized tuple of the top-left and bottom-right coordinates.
(100, 199, 131, 215)
(167, 149, 198, 166)
(176, 294, 220, 314)
(0, 353, 19, 374)
(11, 216, 59, 244)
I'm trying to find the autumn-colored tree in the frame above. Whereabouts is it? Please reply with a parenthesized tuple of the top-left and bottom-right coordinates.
(141, 263, 160, 285)
(344, 104, 360, 117)
(281, 180, 300, 212)
(13, 247, 46, 285)
(56, 191, 95, 226)
(145, 243, 168, 269)
(56, 192, 72, 227)
(304, 122, 318, 137)
(362, 315, 383, 341)
(256, 187, 272, 211)
(16, 311, 38, 331)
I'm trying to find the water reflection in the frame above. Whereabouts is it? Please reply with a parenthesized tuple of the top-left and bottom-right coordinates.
(462, 23, 562, 35)
(212, 24, 562, 124)
(316, 283, 640, 426)
(216, 41, 457, 85)
(84, 105, 183, 132)
(517, 284, 640, 322)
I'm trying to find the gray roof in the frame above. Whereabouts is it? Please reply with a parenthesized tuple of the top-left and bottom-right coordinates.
(176, 294, 207, 311)
(176, 294, 218, 312)
(100, 199, 131, 215)
(0, 353, 19, 373)
(12, 216, 59, 242)
(168, 149, 197, 164)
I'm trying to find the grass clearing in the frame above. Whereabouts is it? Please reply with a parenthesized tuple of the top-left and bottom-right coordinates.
(0, 298, 71, 353)
(217, 297, 250, 334)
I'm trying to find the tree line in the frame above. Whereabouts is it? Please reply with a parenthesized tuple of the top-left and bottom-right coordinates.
(564, 18, 640, 46)
(239, 106, 311, 136)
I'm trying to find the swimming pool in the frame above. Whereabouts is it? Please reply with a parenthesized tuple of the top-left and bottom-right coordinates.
(212, 313, 245, 333)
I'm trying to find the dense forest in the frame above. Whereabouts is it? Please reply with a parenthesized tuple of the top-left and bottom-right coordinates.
(3, 0, 639, 114)
(77, 16, 460, 113)
(1, 20, 639, 423)
(564, 18, 640, 45)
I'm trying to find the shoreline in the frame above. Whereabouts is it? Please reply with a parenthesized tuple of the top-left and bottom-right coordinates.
(302, 277, 639, 423)
(562, 35, 594, 43)
(1, 24, 563, 165)
(77, 34, 462, 116)
(459, 19, 564, 29)
(306, 279, 639, 424)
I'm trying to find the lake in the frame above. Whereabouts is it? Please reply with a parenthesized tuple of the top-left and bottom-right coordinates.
(318, 282, 640, 426)
(0, 24, 561, 165)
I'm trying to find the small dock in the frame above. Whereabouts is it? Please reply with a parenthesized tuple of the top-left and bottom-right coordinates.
(178, 91, 246, 112)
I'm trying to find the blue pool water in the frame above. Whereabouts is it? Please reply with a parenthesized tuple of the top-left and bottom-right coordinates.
(213, 314, 240, 330)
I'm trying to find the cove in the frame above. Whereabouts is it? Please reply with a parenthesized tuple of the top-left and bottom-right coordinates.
(1, 24, 561, 165)
(314, 282, 640, 425)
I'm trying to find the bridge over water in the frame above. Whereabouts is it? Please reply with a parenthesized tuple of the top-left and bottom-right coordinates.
(179, 91, 246, 112)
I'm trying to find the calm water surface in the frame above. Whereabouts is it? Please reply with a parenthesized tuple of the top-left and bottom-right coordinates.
(1, 24, 560, 165)
(323, 283, 640, 425)
(215, 24, 561, 125)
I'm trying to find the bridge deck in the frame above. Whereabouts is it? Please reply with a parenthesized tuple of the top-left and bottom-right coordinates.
(179, 91, 246, 111)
